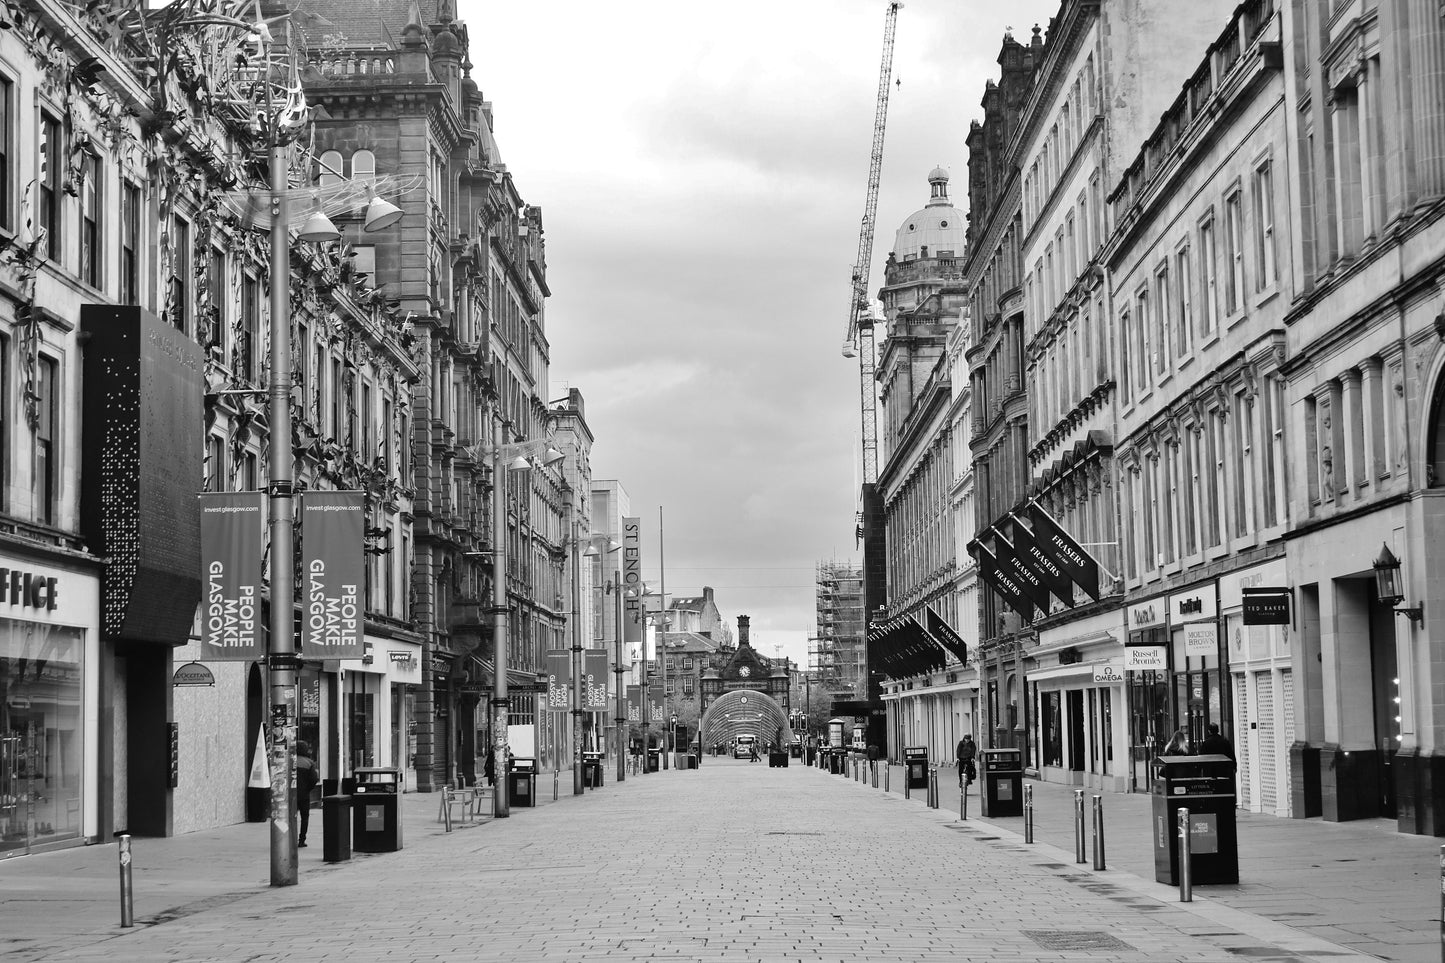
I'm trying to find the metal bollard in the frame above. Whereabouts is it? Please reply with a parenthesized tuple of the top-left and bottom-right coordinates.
(928, 767, 938, 808)
(1178, 807, 1193, 902)
(960, 776, 969, 820)
(118, 834, 134, 928)
(904, 768, 910, 799)
(1074, 789, 1086, 864)
(1024, 783, 1034, 843)
(1091, 795, 1106, 871)
(884, 764, 890, 793)
(553, 768, 560, 801)
(872, 760, 879, 788)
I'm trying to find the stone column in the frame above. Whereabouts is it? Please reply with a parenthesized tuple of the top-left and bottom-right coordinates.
(1340, 368, 1364, 499)
(1408, 0, 1445, 198)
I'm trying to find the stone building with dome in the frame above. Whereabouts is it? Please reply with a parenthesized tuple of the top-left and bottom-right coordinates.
(874, 171, 978, 763)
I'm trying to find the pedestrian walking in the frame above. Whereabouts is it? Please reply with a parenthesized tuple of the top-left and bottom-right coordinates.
(1199, 723, 1234, 759)
(1163, 727, 1191, 755)
(294, 741, 318, 848)
(483, 744, 496, 787)
(955, 733, 977, 788)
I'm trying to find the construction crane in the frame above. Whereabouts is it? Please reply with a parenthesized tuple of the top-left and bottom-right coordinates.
(842, 1, 901, 487)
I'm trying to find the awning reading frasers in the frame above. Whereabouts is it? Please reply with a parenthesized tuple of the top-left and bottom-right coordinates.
(1024, 500, 1101, 601)
(925, 607, 969, 664)
(969, 539, 1037, 621)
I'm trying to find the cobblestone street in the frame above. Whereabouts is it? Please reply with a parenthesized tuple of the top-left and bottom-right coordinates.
(1, 759, 1405, 963)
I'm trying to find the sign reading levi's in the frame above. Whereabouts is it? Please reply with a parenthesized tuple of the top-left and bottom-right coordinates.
(299, 491, 365, 659)
(198, 492, 265, 661)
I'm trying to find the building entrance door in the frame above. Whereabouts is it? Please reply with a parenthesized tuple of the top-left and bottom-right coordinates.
(1067, 690, 1084, 772)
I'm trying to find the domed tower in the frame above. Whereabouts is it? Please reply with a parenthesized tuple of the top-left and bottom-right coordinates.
(875, 170, 969, 461)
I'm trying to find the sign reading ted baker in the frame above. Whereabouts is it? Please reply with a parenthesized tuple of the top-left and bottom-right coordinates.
(299, 491, 365, 660)
(199, 492, 265, 662)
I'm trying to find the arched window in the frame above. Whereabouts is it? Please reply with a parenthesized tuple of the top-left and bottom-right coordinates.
(1427, 368, 1445, 487)
(351, 149, 376, 184)
(318, 150, 343, 188)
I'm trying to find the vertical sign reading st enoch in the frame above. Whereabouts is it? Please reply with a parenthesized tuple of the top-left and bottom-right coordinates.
(198, 492, 265, 661)
(300, 491, 365, 659)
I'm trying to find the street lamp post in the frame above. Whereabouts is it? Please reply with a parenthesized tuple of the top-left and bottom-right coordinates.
(612, 568, 625, 783)
(469, 431, 563, 817)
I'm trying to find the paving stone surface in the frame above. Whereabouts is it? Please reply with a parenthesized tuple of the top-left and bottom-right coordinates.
(0, 757, 1432, 963)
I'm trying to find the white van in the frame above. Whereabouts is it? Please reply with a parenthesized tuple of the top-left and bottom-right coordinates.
(733, 734, 757, 759)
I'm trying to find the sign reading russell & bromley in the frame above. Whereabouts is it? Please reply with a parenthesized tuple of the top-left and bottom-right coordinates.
(299, 491, 365, 659)
(198, 492, 265, 661)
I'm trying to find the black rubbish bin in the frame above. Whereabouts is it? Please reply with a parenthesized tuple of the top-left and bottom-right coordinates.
(979, 748, 1022, 817)
(583, 752, 604, 789)
(321, 794, 351, 863)
(350, 768, 403, 853)
(508, 757, 538, 807)
(904, 747, 929, 790)
(1151, 754, 1238, 885)
(646, 748, 660, 773)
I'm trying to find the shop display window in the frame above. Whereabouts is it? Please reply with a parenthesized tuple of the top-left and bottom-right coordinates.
(1, 619, 84, 856)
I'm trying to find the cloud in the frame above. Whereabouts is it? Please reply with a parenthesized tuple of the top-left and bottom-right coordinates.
(460, 0, 1059, 653)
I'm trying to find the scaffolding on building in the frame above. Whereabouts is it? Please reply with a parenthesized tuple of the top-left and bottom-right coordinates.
(811, 560, 865, 697)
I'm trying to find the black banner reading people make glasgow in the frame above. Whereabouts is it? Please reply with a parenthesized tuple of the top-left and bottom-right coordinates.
(626, 684, 643, 723)
(584, 649, 610, 710)
(299, 491, 365, 659)
(198, 492, 265, 662)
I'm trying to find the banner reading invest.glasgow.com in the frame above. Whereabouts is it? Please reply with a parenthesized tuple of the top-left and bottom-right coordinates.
(198, 492, 265, 662)
(299, 491, 365, 659)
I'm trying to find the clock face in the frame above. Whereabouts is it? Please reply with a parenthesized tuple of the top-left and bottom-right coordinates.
(739, 666, 752, 677)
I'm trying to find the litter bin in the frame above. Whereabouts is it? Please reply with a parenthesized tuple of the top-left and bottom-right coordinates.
(904, 747, 929, 790)
(646, 748, 660, 773)
(1151, 754, 1238, 885)
(979, 748, 1022, 817)
(675, 751, 697, 770)
(583, 752, 604, 788)
(321, 794, 351, 863)
(351, 767, 403, 853)
(508, 757, 538, 807)
(769, 748, 788, 768)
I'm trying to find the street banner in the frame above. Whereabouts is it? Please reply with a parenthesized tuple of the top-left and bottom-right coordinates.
(622, 517, 643, 650)
(991, 529, 1053, 613)
(584, 649, 609, 710)
(198, 492, 265, 662)
(626, 685, 642, 723)
(970, 540, 1035, 621)
(1009, 512, 1076, 608)
(546, 650, 570, 711)
(1027, 501, 1101, 600)
(299, 491, 365, 659)
(926, 607, 968, 664)
(646, 682, 663, 723)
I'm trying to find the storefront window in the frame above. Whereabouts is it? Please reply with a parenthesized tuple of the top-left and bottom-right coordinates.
(1, 620, 84, 856)
(1043, 691, 1063, 767)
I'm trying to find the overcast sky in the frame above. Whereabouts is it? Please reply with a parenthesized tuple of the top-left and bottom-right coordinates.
(460, 0, 1058, 668)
